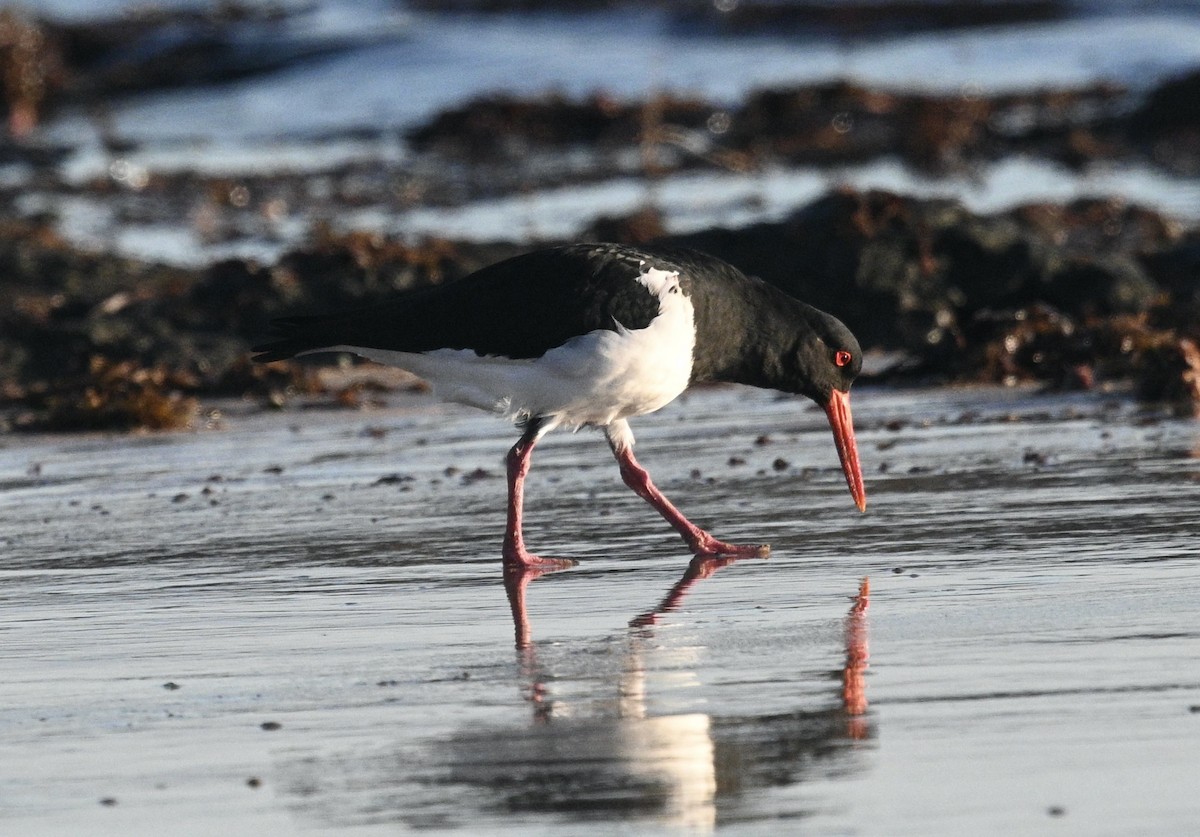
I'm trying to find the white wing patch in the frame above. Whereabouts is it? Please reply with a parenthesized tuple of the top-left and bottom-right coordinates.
(330, 264, 696, 430)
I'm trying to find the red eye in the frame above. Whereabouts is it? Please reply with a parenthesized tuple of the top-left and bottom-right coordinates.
(835, 350, 852, 367)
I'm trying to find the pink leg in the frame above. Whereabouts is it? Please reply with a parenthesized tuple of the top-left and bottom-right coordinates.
(503, 421, 575, 570)
(610, 441, 770, 559)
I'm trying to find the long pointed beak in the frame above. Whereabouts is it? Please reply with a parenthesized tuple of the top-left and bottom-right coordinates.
(824, 389, 867, 512)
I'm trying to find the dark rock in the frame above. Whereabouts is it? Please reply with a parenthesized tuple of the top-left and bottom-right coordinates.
(1043, 254, 1159, 317)
(682, 0, 1068, 37)
(1141, 236, 1200, 303)
(407, 92, 712, 160)
(1130, 68, 1200, 136)
(582, 206, 668, 245)
(1133, 336, 1200, 415)
(49, 4, 404, 98)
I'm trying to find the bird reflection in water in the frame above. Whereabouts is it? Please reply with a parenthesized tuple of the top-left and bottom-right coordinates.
(492, 561, 873, 829)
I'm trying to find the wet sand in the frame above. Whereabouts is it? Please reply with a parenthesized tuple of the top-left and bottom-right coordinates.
(2, 385, 1199, 834)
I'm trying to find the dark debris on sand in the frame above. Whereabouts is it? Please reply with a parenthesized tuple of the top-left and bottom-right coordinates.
(404, 71, 1200, 181)
(0, 217, 525, 430)
(664, 190, 1199, 403)
(409, 0, 1070, 36)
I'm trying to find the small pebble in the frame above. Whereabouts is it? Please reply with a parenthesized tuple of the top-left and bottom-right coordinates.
(374, 473, 413, 485)
(461, 468, 493, 484)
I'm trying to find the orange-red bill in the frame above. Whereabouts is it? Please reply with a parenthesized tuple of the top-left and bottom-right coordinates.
(824, 389, 867, 512)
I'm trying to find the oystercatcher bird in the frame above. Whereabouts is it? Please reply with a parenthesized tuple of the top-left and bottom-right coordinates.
(254, 243, 866, 568)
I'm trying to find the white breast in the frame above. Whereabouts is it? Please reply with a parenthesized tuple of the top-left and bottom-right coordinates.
(333, 266, 696, 430)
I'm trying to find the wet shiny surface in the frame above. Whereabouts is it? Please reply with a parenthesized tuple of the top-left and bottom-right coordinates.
(2, 386, 1199, 834)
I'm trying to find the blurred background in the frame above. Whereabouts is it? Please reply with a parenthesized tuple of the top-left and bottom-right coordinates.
(2, 0, 1199, 430)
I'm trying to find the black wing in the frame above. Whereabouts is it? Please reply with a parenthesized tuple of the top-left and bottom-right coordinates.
(253, 244, 673, 363)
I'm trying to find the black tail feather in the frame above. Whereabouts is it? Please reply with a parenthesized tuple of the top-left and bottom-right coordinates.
(252, 316, 339, 363)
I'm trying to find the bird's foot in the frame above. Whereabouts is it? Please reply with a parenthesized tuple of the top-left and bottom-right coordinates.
(688, 533, 770, 559)
(502, 546, 578, 572)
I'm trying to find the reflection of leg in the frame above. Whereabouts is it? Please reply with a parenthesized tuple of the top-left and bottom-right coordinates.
(502, 565, 558, 721)
(502, 418, 574, 569)
(630, 555, 742, 628)
(502, 564, 536, 649)
(606, 420, 770, 558)
(842, 577, 871, 737)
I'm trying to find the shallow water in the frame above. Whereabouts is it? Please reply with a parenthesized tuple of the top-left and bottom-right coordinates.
(2, 385, 1198, 834)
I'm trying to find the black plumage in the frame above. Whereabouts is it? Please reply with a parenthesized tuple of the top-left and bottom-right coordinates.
(254, 244, 667, 363)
